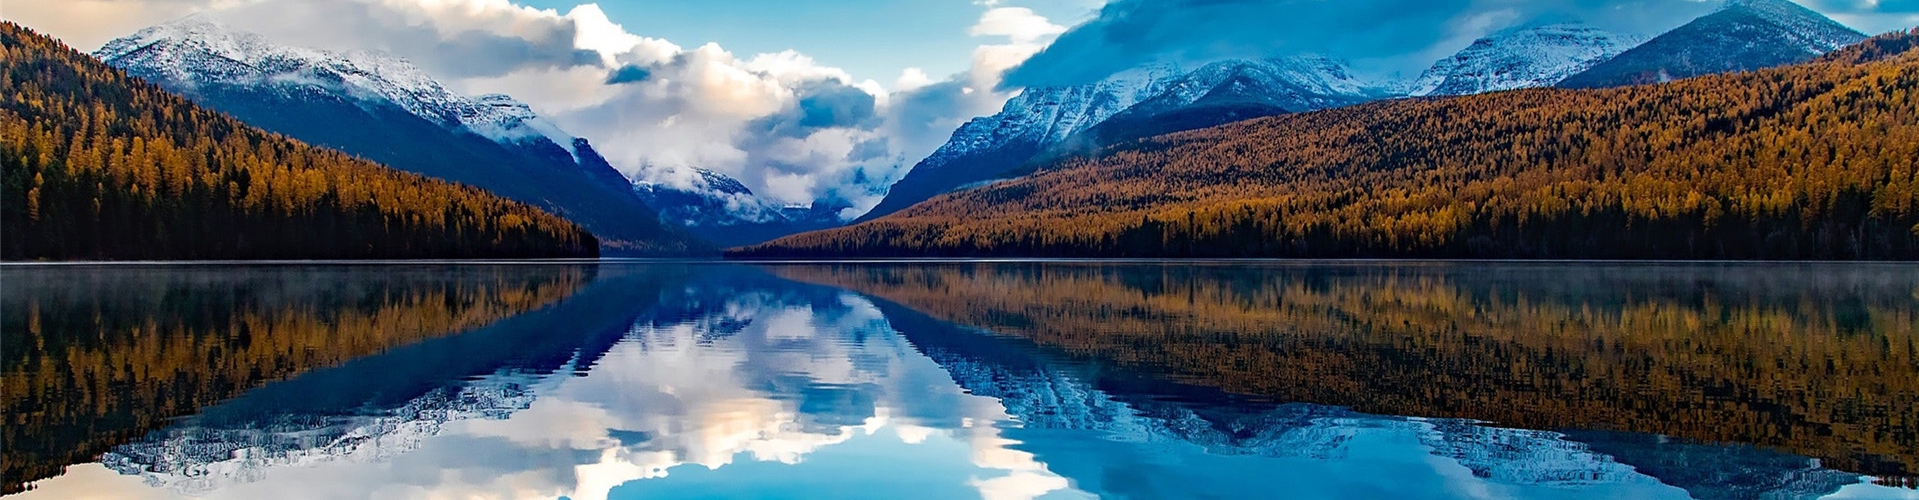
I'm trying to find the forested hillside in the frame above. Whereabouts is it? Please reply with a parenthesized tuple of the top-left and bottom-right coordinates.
(738, 30, 1919, 260)
(0, 22, 597, 260)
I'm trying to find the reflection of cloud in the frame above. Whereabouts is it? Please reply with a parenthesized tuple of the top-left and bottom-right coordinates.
(972, 470, 1075, 500)
(21, 287, 1070, 500)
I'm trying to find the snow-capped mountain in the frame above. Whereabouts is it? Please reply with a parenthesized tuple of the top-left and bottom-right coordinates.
(858, 57, 1387, 222)
(94, 16, 709, 255)
(102, 371, 547, 495)
(96, 16, 581, 158)
(852, 64, 1186, 222)
(1054, 56, 1392, 157)
(1411, 23, 1643, 96)
(1557, 0, 1865, 88)
(631, 166, 846, 247)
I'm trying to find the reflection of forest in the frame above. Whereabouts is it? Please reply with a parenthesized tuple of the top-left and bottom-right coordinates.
(773, 263, 1919, 478)
(0, 265, 591, 494)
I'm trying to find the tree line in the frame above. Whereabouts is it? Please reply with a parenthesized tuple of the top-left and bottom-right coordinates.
(0, 22, 598, 260)
(737, 30, 1919, 260)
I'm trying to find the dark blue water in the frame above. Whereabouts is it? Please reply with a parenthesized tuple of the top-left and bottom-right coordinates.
(4, 261, 1916, 499)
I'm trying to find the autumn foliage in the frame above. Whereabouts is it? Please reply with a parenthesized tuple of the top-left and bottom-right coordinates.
(0, 22, 598, 260)
(740, 30, 1919, 259)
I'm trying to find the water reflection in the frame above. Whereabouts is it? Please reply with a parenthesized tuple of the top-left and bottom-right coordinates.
(774, 262, 1919, 482)
(2, 264, 591, 493)
(4, 262, 1916, 499)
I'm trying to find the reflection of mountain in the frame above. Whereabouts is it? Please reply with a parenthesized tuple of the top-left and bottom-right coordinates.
(57, 265, 1012, 499)
(859, 281, 1874, 499)
(0, 265, 590, 494)
(18, 263, 1913, 499)
(83, 265, 693, 495)
(1564, 431, 1865, 500)
(774, 262, 1919, 478)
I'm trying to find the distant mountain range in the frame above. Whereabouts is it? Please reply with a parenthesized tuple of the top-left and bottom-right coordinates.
(91, 0, 1877, 250)
(630, 165, 847, 248)
(857, 0, 1869, 223)
(1558, 0, 1866, 88)
(737, 30, 1919, 259)
(94, 17, 708, 255)
(1410, 23, 1643, 96)
(859, 56, 1394, 222)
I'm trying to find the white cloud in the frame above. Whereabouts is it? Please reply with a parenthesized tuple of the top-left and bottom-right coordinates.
(895, 67, 937, 91)
(971, 7, 1068, 45)
(4, 0, 253, 50)
(8, 0, 1070, 216)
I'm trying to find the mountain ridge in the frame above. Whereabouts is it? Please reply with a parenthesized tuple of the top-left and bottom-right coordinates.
(1556, 0, 1865, 88)
(857, 56, 1388, 223)
(94, 16, 710, 255)
(735, 30, 1919, 260)
(1412, 23, 1643, 96)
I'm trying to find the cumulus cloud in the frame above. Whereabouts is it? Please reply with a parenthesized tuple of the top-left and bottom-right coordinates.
(12, 0, 1055, 217)
(515, 3, 1062, 217)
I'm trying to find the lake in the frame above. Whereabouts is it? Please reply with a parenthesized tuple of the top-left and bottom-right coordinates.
(3, 261, 1917, 499)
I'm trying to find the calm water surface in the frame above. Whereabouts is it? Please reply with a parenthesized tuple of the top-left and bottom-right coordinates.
(3, 261, 1917, 499)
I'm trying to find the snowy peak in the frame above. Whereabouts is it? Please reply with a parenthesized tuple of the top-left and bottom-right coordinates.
(96, 16, 582, 160)
(1720, 0, 1866, 53)
(858, 55, 1387, 222)
(1127, 56, 1386, 114)
(1556, 0, 1864, 88)
(1413, 23, 1642, 96)
(971, 62, 1188, 152)
(630, 166, 844, 246)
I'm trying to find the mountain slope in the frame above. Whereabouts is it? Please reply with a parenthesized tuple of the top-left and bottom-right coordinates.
(735, 30, 1919, 260)
(0, 22, 597, 260)
(854, 65, 1185, 222)
(94, 17, 707, 255)
(631, 166, 846, 247)
(1557, 0, 1865, 89)
(857, 58, 1389, 223)
(1046, 56, 1389, 161)
(1412, 23, 1641, 96)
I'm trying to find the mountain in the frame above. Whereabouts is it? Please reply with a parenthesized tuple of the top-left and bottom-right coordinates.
(1556, 0, 1866, 89)
(1046, 56, 1391, 162)
(734, 30, 1919, 260)
(857, 57, 1388, 222)
(1411, 23, 1642, 96)
(93, 16, 708, 255)
(0, 21, 597, 261)
(854, 64, 1185, 222)
(630, 166, 847, 247)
